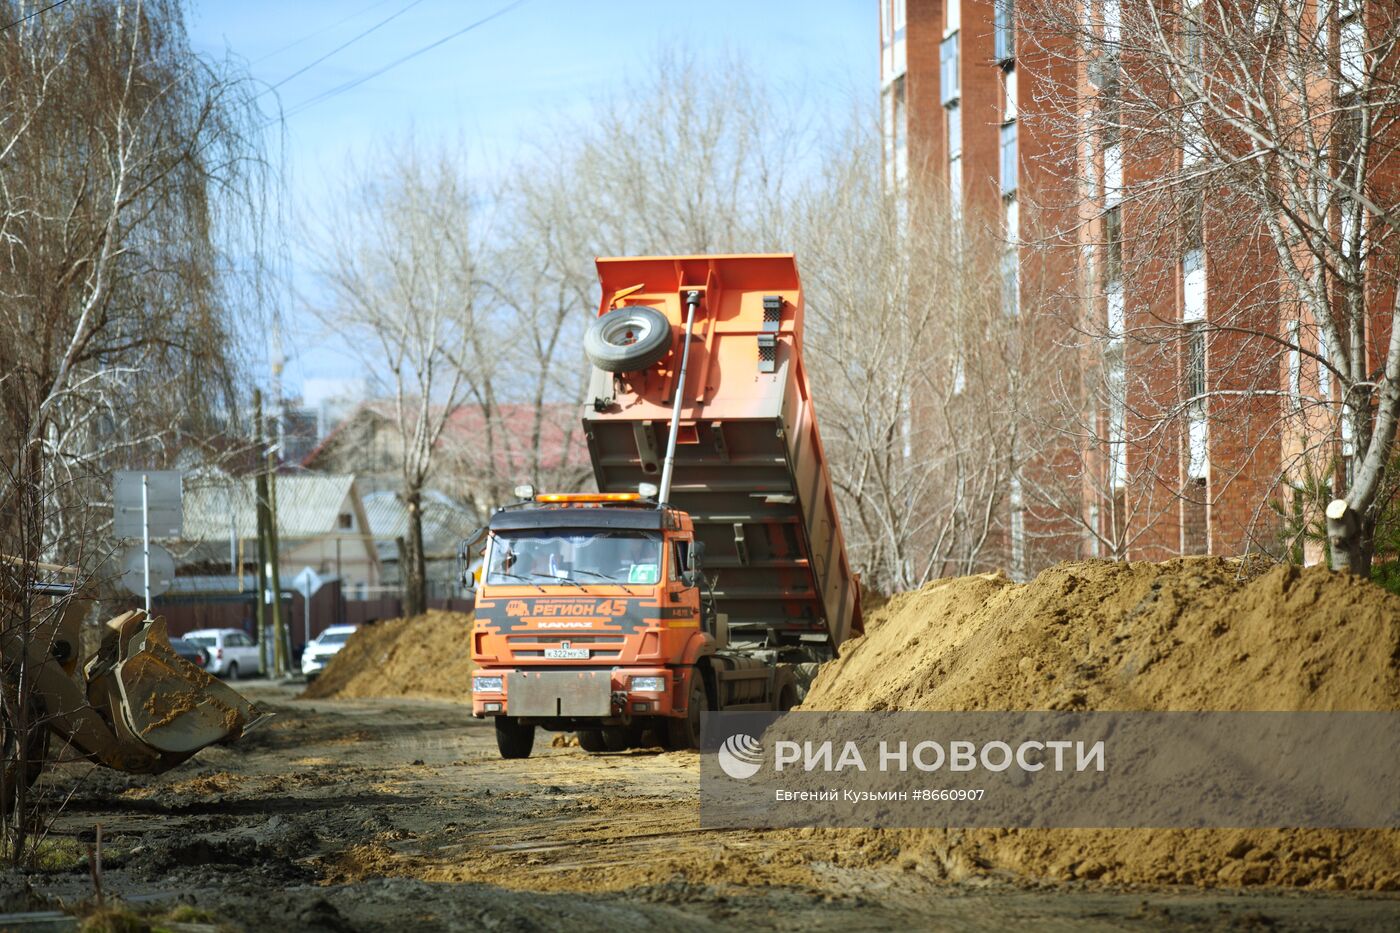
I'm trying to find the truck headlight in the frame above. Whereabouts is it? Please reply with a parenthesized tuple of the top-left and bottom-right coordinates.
(473, 676, 504, 693)
(630, 676, 666, 693)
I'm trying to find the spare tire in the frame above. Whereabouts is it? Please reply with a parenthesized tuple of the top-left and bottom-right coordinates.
(584, 305, 673, 373)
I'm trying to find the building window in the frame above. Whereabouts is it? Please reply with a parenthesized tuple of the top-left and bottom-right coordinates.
(1101, 0, 1120, 45)
(1182, 1, 1203, 77)
(1318, 330, 1332, 398)
(1009, 472, 1026, 580)
(338, 513, 353, 530)
(940, 33, 960, 105)
(1186, 324, 1208, 480)
(883, 77, 907, 190)
(946, 0, 960, 33)
(1187, 414, 1209, 479)
(1287, 319, 1302, 410)
(1001, 249, 1019, 317)
(1104, 142, 1122, 206)
(947, 101, 962, 212)
(1107, 345, 1126, 488)
(1186, 324, 1206, 400)
(893, 77, 907, 189)
(1005, 195, 1019, 244)
(1104, 204, 1122, 285)
(1003, 66, 1018, 121)
(1182, 190, 1205, 322)
(1107, 282, 1124, 342)
(1184, 251, 1205, 322)
(1000, 120, 1018, 195)
(949, 153, 963, 217)
(995, 0, 1015, 64)
(1341, 0, 1365, 83)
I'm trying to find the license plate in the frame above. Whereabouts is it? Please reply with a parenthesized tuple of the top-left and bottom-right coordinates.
(545, 647, 589, 660)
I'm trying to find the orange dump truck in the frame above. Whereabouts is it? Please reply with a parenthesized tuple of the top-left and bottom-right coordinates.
(463, 254, 861, 758)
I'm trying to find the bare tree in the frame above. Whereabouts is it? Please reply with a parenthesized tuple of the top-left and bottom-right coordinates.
(0, 0, 270, 551)
(792, 124, 1041, 592)
(1021, 0, 1400, 572)
(0, 0, 269, 862)
(310, 146, 490, 616)
(444, 48, 806, 505)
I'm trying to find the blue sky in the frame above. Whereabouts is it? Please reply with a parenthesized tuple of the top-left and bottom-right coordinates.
(186, 0, 874, 405)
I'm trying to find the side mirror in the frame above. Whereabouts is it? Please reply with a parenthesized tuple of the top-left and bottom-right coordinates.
(689, 540, 705, 573)
(458, 541, 477, 594)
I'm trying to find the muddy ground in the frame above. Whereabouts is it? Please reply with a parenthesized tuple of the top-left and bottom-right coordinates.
(21, 683, 1400, 931)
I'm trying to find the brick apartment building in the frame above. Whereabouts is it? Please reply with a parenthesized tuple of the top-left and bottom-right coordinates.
(879, 0, 1394, 569)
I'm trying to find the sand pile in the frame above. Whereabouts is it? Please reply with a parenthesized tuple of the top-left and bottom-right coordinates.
(301, 610, 475, 702)
(800, 558, 1400, 889)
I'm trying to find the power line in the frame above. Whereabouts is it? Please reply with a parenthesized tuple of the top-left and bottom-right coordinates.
(1, 0, 68, 32)
(263, 0, 429, 95)
(280, 0, 528, 121)
(253, 0, 396, 65)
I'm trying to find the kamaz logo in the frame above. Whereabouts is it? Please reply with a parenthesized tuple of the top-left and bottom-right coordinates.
(506, 600, 529, 617)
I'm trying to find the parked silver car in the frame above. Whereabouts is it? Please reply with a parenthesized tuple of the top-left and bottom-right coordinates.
(183, 628, 260, 679)
(301, 624, 358, 679)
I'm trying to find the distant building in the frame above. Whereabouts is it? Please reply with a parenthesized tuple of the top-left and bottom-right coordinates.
(360, 489, 478, 600)
(879, 0, 1389, 564)
(302, 400, 592, 517)
(178, 473, 380, 594)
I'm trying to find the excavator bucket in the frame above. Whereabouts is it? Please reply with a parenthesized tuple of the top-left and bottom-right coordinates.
(107, 617, 266, 754)
(3, 559, 267, 785)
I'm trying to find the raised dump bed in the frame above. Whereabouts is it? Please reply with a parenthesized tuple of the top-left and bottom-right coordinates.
(582, 254, 862, 657)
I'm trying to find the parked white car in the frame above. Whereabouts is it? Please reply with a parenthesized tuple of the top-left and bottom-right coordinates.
(184, 628, 260, 680)
(301, 624, 358, 679)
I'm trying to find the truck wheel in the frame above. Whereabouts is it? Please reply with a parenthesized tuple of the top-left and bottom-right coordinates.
(666, 671, 708, 751)
(576, 729, 608, 753)
(584, 306, 673, 373)
(495, 717, 535, 759)
(602, 725, 638, 752)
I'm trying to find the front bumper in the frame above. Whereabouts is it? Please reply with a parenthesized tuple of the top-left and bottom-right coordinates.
(472, 667, 674, 720)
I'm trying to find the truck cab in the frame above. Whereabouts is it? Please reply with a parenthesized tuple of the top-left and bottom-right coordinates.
(469, 492, 750, 757)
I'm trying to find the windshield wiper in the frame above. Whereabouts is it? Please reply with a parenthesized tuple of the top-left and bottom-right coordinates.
(493, 572, 545, 593)
(571, 569, 636, 595)
(530, 572, 583, 589)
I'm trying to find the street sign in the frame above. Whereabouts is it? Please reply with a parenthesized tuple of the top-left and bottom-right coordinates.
(121, 544, 175, 598)
(113, 470, 183, 539)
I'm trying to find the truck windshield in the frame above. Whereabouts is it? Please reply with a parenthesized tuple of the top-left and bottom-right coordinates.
(486, 530, 662, 585)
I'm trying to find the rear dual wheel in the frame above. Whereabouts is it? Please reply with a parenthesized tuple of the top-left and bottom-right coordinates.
(577, 725, 640, 753)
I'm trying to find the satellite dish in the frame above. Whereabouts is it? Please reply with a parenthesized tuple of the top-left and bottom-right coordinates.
(120, 544, 175, 598)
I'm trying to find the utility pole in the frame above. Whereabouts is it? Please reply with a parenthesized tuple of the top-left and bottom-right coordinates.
(266, 425, 287, 676)
(254, 391, 270, 677)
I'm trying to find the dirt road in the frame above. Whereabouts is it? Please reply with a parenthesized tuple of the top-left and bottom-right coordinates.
(27, 684, 1400, 931)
